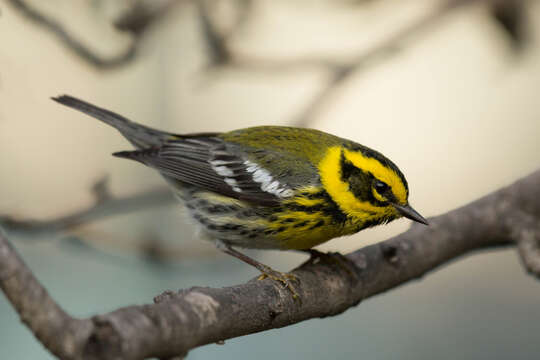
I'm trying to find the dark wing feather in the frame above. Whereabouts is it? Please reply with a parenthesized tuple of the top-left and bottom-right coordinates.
(113, 137, 290, 205)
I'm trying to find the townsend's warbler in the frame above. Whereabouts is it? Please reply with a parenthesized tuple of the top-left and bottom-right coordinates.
(53, 95, 427, 295)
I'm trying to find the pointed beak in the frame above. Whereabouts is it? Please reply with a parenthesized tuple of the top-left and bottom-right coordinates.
(392, 203, 429, 225)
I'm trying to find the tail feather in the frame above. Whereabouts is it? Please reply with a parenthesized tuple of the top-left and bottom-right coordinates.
(112, 148, 158, 163)
(52, 95, 173, 149)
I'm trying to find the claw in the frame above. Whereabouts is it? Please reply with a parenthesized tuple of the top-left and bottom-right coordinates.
(257, 266, 301, 301)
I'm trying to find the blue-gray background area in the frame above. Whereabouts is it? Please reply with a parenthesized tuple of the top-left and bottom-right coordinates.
(1, 232, 539, 360)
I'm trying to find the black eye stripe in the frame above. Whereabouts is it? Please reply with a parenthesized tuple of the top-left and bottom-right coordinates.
(339, 151, 358, 179)
(345, 144, 409, 193)
(338, 150, 403, 206)
(338, 152, 386, 207)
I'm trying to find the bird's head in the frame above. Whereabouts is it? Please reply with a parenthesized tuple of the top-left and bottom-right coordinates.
(318, 145, 428, 227)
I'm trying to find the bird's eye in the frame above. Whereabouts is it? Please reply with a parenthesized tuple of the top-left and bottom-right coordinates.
(374, 180, 389, 194)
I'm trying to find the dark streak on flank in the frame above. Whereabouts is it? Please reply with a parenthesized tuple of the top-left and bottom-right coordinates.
(279, 190, 348, 227)
(294, 221, 309, 228)
(318, 191, 348, 223)
(299, 190, 327, 200)
(205, 205, 231, 214)
(308, 220, 325, 230)
(237, 209, 256, 218)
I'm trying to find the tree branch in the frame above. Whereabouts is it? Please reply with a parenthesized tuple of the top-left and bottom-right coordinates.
(5, 0, 178, 70)
(286, 0, 500, 126)
(197, 0, 513, 127)
(0, 179, 213, 263)
(0, 228, 93, 358)
(0, 184, 174, 234)
(2, 169, 540, 359)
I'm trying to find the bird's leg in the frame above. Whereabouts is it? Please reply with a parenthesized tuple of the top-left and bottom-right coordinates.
(215, 240, 300, 300)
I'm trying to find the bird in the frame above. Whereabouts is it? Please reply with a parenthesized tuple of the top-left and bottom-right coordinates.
(52, 95, 428, 297)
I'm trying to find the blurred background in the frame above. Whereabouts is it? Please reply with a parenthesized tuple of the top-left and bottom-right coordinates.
(1, 0, 540, 359)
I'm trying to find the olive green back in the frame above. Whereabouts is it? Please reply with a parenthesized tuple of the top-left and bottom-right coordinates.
(219, 127, 350, 188)
(220, 126, 349, 161)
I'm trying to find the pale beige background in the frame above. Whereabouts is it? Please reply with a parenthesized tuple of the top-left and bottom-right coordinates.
(1, 1, 539, 359)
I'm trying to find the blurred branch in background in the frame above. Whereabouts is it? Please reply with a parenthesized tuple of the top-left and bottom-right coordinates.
(6, 0, 531, 115)
(1, 169, 540, 359)
(0, 177, 220, 263)
(4, 0, 180, 69)
(0, 177, 174, 234)
(113, 0, 181, 36)
(489, 0, 529, 51)
(196, 0, 531, 127)
(0, 176, 197, 263)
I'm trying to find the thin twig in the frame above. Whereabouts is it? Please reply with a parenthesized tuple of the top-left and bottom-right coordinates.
(6, 0, 143, 69)
(196, 0, 232, 66)
(114, 0, 181, 35)
(0, 186, 174, 234)
(287, 0, 496, 127)
(198, 0, 498, 127)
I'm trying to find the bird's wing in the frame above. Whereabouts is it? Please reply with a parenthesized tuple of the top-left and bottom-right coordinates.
(114, 137, 318, 206)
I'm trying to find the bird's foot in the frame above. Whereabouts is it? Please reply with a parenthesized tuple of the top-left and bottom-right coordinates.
(214, 240, 301, 301)
(257, 266, 300, 301)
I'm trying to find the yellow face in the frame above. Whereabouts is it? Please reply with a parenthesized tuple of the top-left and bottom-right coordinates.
(318, 146, 409, 223)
